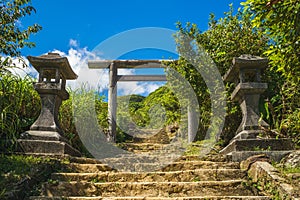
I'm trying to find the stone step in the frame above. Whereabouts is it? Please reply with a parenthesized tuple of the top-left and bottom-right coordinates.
(220, 138, 294, 155)
(31, 196, 270, 200)
(124, 149, 169, 153)
(68, 156, 104, 164)
(118, 143, 169, 151)
(174, 155, 223, 162)
(99, 155, 236, 167)
(41, 180, 255, 197)
(226, 150, 293, 162)
(51, 169, 246, 182)
(66, 163, 116, 173)
(66, 161, 240, 173)
(65, 155, 206, 165)
(100, 154, 188, 164)
(151, 161, 239, 172)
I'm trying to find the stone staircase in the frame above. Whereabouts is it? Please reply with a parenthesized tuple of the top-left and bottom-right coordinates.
(29, 141, 270, 199)
(117, 142, 169, 154)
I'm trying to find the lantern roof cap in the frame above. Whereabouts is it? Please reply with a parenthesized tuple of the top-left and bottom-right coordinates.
(27, 53, 77, 80)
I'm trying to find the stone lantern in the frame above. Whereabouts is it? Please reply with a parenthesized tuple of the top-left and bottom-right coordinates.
(19, 53, 80, 156)
(220, 55, 293, 161)
(224, 54, 270, 139)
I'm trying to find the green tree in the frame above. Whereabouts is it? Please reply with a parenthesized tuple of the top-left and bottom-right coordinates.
(116, 86, 180, 142)
(0, 0, 41, 150)
(242, 0, 300, 145)
(0, 0, 41, 71)
(0, 74, 40, 146)
(168, 5, 269, 143)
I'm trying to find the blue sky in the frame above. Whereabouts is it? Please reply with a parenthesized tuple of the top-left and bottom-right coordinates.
(21, 0, 244, 56)
(19, 0, 245, 96)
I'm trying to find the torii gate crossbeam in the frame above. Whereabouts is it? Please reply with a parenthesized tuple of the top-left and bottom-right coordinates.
(88, 60, 197, 143)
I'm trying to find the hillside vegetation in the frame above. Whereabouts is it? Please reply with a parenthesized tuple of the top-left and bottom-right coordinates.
(1, 0, 299, 154)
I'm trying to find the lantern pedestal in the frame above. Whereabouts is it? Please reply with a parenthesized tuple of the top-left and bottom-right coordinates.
(18, 53, 81, 157)
(220, 55, 293, 161)
(22, 82, 68, 142)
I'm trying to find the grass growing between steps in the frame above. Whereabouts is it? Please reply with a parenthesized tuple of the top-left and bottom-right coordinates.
(278, 166, 300, 174)
(248, 161, 300, 199)
(0, 154, 70, 199)
(274, 163, 300, 197)
(183, 141, 224, 157)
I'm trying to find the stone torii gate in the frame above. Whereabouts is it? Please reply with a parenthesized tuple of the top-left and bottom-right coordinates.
(88, 60, 197, 143)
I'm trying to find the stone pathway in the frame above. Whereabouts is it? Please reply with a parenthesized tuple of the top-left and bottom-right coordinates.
(30, 140, 271, 199)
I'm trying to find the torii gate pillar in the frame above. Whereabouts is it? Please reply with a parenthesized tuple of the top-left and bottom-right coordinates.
(108, 63, 117, 142)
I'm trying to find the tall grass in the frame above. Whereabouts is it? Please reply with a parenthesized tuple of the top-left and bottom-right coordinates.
(0, 70, 110, 155)
(59, 86, 108, 156)
(0, 72, 40, 149)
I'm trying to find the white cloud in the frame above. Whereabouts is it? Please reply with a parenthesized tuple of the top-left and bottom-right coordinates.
(143, 82, 164, 93)
(117, 67, 164, 96)
(69, 39, 78, 47)
(55, 40, 165, 96)
(117, 82, 164, 96)
(52, 46, 106, 90)
(2, 56, 38, 78)
(4, 39, 165, 97)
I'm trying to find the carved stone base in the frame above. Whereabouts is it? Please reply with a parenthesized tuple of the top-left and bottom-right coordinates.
(21, 130, 67, 142)
(17, 139, 81, 157)
(220, 138, 294, 162)
(226, 151, 292, 162)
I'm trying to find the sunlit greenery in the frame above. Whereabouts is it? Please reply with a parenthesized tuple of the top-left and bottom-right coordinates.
(0, 154, 68, 198)
(0, 73, 40, 150)
(242, 0, 300, 146)
(0, 0, 41, 58)
(0, 0, 42, 151)
(117, 86, 180, 129)
(1, 0, 299, 153)
(167, 5, 269, 143)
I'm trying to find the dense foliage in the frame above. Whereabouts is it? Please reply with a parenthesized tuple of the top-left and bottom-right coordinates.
(241, 0, 300, 146)
(116, 86, 180, 141)
(0, 0, 42, 80)
(0, 0, 41, 150)
(118, 86, 180, 128)
(1, 0, 299, 153)
(168, 2, 300, 146)
(0, 0, 41, 58)
(167, 5, 269, 143)
(0, 154, 70, 198)
(0, 73, 40, 149)
(59, 88, 108, 155)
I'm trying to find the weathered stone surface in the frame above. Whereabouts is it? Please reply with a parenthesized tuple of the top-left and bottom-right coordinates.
(21, 130, 67, 142)
(20, 53, 80, 156)
(232, 83, 269, 134)
(248, 161, 299, 199)
(240, 154, 271, 171)
(18, 139, 81, 157)
(28, 144, 269, 199)
(118, 143, 169, 153)
(224, 55, 268, 83)
(227, 151, 292, 162)
(66, 161, 240, 173)
(221, 137, 294, 162)
(221, 138, 294, 155)
(282, 150, 300, 168)
(221, 55, 294, 162)
(27, 52, 77, 80)
(52, 169, 246, 182)
(30, 196, 270, 200)
(227, 55, 269, 136)
(24, 53, 76, 141)
(42, 180, 254, 197)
